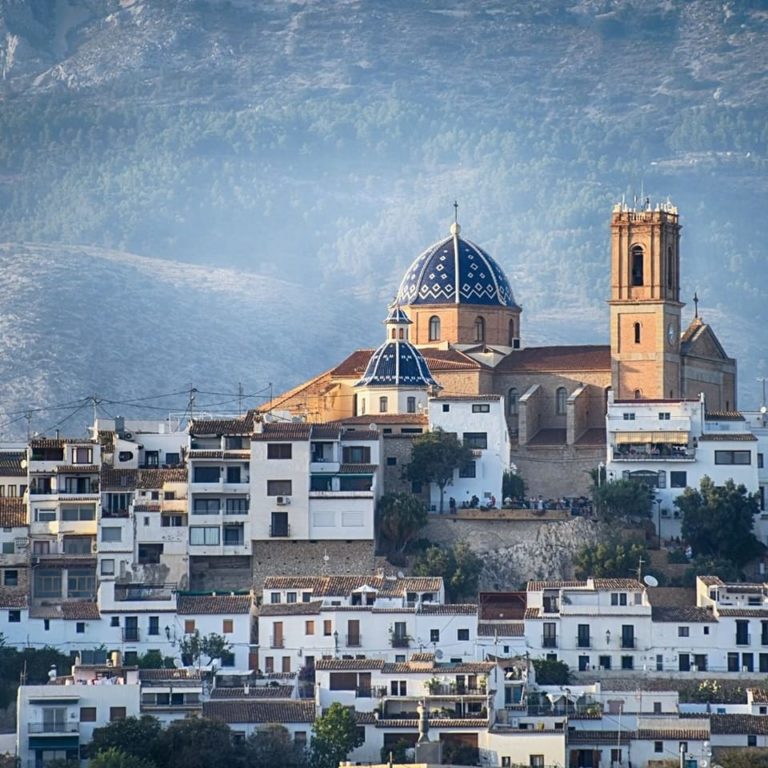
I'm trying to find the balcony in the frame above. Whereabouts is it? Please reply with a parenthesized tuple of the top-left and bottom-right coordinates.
(114, 584, 175, 602)
(541, 636, 558, 649)
(28, 722, 79, 734)
(271, 636, 285, 649)
(612, 448, 695, 462)
(576, 635, 592, 649)
(122, 627, 140, 642)
(346, 634, 362, 647)
(356, 686, 387, 698)
(390, 635, 411, 648)
(426, 685, 486, 697)
(269, 524, 291, 538)
(621, 637, 636, 649)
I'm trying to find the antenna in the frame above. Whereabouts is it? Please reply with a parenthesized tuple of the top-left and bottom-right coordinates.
(636, 556, 645, 583)
(643, 574, 659, 588)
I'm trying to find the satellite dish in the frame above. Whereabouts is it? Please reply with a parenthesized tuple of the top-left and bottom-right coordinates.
(434, 649, 444, 659)
(397, 570, 405, 579)
(368, 423, 378, 431)
(644, 575, 659, 588)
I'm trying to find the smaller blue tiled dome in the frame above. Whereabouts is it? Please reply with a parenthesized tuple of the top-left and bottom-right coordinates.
(355, 306, 439, 388)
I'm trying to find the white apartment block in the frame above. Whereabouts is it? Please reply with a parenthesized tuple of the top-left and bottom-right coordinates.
(427, 394, 510, 511)
(604, 391, 762, 540)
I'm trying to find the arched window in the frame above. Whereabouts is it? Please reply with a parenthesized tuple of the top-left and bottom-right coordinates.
(398, 328, 404, 339)
(428, 315, 441, 342)
(634, 322, 641, 344)
(391, 329, 396, 339)
(631, 245, 644, 286)
(508, 388, 519, 416)
(556, 386, 567, 415)
(474, 316, 485, 343)
(667, 246, 674, 289)
(634, 389, 642, 400)
(508, 319, 517, 346)
(379, 396, 388, 413)
(360, 398, 366, 416)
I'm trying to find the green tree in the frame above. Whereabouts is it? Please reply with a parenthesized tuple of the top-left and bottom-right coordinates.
(89, 748, 157, 768)
(137, 650, 175, 669)
(309, 702, 364, 768)
(502, 469, 526, 502)
(379, 739, 413, 764)
(406, 429, 473, 513)
(575, 540, 647, 579)
(91, 716, 164, 766)
(677, 476, 762, 566)
(179, 631, 232, 668)
(411, 541, 483, 602)
(376, 492, 428, 554)
(719, 748, 768, 768)
(592, 479, 653, 522)
(244, 724, 306, 768)
(532, 658, 571, 685)
(161, 716, 239, 768)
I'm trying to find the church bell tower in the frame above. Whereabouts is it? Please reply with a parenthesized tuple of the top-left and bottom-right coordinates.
(608, 200, 684, 400)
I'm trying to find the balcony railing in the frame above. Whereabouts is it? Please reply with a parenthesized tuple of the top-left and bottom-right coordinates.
(122, 628, 140, 642)
(426, 685, 486, 696)
(271, 636, 285, 648)
(612, 448, 695, 462)
(270, 525, 291, 538)
(576, 635, 592, 649)
(542, 636, 558, 648)
(621, 637, 636, 649)
(115, 584, 176, 602)
(390, 635, 411, 648)
(346, 634, 362, 647)
(356, 686, 388, 698)
(28, 722, 79, 734)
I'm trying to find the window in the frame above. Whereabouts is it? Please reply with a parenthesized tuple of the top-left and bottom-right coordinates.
(73, 446, 92, 464)
(282, 657, 291, 674)
(671, 471, 687, 488)
(507, 388, 518, 416)
(109, 707, 126, 722)
(139, 544, 163, 564)
(302, 592, 312, 603)
(653, 702, 662, 714)
(429, 315, 440, 341)
(8, 610, 20, 622)
(189, 527, 220, 546)
(267, 480, 292, 496)
(749, 735, 757, 747)
(530, 757, 545, 768)
(611, 593, 628, 606)
(442, 403, 450, 413)
(111, 616, 120, 627)
(386, 457, 397, 466)
(101, 527, 121, 542)
(223, 619, 233, 634)
(193, 466, 220, 482)
(715, 450, 752, 465)
(264, 657, 274, 674)
(342, 446, 371, 463)
(162, 515, 184, 527)
(184, 620, 196, 634)
(305, 620, 315, 635)
(407, 397, 417, 413)
(225, 498, 248, 514)
(727, 652, 739, 672)
(270, 511, 289, 537)
(457, 628, 469, 641)
(472, 403, 490, 413)
(474, 316, 485, 342)
(61, 505, 95, 521)
(759, 453, 764, 469)
(430, 629, 440, 643)
(165, 452, 180, 466)
(1, 542, 13, 555)
(631, 245, 644, 286)
(324, 620, 332, 636)
(463, 432, 487, 449)
(148, 616, 159, 636)
(76, 622, 85, 634)
(678, 626, 689, 637)
(621, 656, 634, 670)
(270, 592, 281, 604)
(556, 387, 567, 415)
(633, 322, 641, 344)
(622, 412, 636, 421)
(659, 412, 671, 420)
(267, 443, 292, 459)
(3, 569, 18, 586)
(144, 451, 159, 467)
(390, 680, 407, 696)
(68, 569, 96, 598)
(226, 466, 242, 484)
(379, 396, 388, 413)
(80, 707, 96, 722)
(654, 742, 663, 754)
(459, 461, 476, 478)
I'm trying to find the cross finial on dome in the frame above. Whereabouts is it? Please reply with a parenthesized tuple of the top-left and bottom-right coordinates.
(693, 291, 699, 319)
(450, 200, 461, 236)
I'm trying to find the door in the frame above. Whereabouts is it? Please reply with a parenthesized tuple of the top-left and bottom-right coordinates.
(347, 619, 360, 647)
(124, 616, 138, 642)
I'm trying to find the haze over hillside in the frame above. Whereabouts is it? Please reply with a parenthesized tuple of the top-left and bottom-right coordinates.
(0, 0, 765, 434)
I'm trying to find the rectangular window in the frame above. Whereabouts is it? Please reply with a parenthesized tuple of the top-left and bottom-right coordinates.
(1, 542, 13, 555)
(35, 508, 56, 522)
(267, 480, 292, 496)
(165, 452, 180, 466)
(8, 610, 20, 622)
(457, 628, 469, 641)
(34, 568, 62, 598)
(287, 592, 297, 603)
(148, 616, 159, 636)
(270, 512, 289, 537)
(193, 466, 220, 482)
(342, 446, 371, 464)
(658, 412, 671, 420)
(577, 624, 590, 648)
(3, 569, 18, 586)
(282, 657, 291, 674)
(621, 655, 634, 670)
(264, 657, 274, 674)
(161, 515, 184, 527)
(654, 742, 663, 754)
(80, 707, 96, 722)
(653, 702, 662, 714)
(622, 413, 636, 421)
(459, 460, 476, 478)
(101, 527, 122, 542)
(184, 620, 195, 634)
(728, 652, 740, 672)
(61, 505, 96, 521)
(109, 707, 126, 722)
(386, 457, 397, 466)
(267, 444, 292, 460)
(323, 620, 332, 636)
(76, 622, 85, 634)
(407, 397, 416, 413)
(68, 568, 96, 598)
(610, 593, 628, 606)
(715, 450, 752, 465)
(189, 527, 220, 546)
(430, 629, 440, 643)
(462, 432, 487, 449)
(223, 619, 233, 634)
(72, 446, 92, 464)
(390, 680, 407, 696)
(138, 544, 163, 564)
(671, 471, 687, 488)
(678, 626, 689, 638)
(759, 453, 764, 469)
(305, 620, 315, 635)
(193, 498, 220, 514)
(472, 404, 490, 413)
(226, 466, 241, 484)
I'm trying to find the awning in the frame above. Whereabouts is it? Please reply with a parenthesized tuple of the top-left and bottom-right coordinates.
(615, 431, 688, 444)
(29, 736, 79, 749)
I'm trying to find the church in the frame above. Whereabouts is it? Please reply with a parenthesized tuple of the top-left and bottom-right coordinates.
(268, 201, 737, 497)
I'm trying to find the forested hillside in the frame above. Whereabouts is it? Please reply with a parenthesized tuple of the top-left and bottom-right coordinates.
(0, 0, 765, 432)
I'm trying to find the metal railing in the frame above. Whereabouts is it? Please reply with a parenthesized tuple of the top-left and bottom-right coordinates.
(122, 627, 140, 642)
(541, 636, 558, 648)
(576, 635, 592, 648)
(269, 525, 291, 538)
(28, 722, 79, 734)
(390, 635, 411, 648)
(271, 636, 285, 648)
(621, 637, 636, 649)
(346, 634, 362, 647)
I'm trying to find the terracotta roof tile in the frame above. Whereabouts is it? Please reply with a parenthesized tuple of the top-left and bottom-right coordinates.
(432, 394, 502, 402)
(0, 590, 27, 608)
(699, 576, 725, 587)
(311, 425, 341, 440)
(748, 688, 768, 704)
(478, 622, 524, 637)
(139, 669, 202, 680)
(637, 727, 709, 740)
(710, 714, 768, 735)
(101, 468, 138, 490)
(61, 601, 100, 620)
(0, 451, 25, 476)
(258, 601, 322, 616)
(189, 413, 255, 436)
(419, 603, 476, 615)
(203, 700, 314, 724)
(253, 422, 313, 442)
(527, 580, 586, 592)
(717, 608, 768, 617)
(338, 463, 377, 473)
(495, 345, 611, 373)
(210, 685, 292, 699)
(56, 464, 99, 474)
(705, 411, 745, 421)
(569, 730, 635, 744)
(409, 652, 435, 662)
(698, 433, 757, 442)
(30, 438, 67, 448)
(331, 349, 376, 377)
(524, 607, 541, 619)
(652, 607, 716, 623)
(177, 594, 252, 615)
(479, 592, 527, 621)
(315, 659, 385, 671)
(187, 450, 223, 459)
(380, 661, 494, 675)
(335, 414, 428, 426)
(0, 497, 26, 527)
(355, 712, 377, 725)
(646, 587, 697, 608)
(136, 469, 187, 489)
(340, 430, 379, 441)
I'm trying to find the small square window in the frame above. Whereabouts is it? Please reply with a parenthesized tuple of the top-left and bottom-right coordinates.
(8, 610, 20, 623)
(748, 735, 757, 747)
(442, 404, 450, 412)
(430, 629, 440, 643)
(80, 707, 96, 722)
(100, 559, 115, 576)
(110, 707, 127, 722)
(678, 626, 689, 638)
(111, 616, 120, 627)
(76, 622, 85, 633)
(704, 626, 710, 635)
(3, 569, 18, 586)
(386, 457, 397, 466)
(223, 619, 233, 634)
(654, 741, 663, 753)
(184, 619, 195, 634)
(44, 619, 50, 631)
(457, 628, 469, 641)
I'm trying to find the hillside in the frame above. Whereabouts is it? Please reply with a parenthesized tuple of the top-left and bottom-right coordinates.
(0, 0, 765, 417)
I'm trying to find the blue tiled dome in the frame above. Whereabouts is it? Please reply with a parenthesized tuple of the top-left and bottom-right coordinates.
(355, 341, 439, 388)
(396, 230, 517, 307)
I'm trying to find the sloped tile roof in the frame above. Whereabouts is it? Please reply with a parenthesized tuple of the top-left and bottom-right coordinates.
(409, 652, 435, 662)
(646, 587, 697, 608)
(210, 685, 293, 699)
(419, 603, 477, 615)
(651, 606, 716, 623)
(710, 714, 768, 735)
(637, 727, 709, 740)
(0, 590, 27, 608)
(340, 430, 379, 441)
(494, 345, 611, 373)
(569, 730, 635, 744)
(527, 580, 586, 592)
(258, 601, 323, 616)
(0, 451, 25, 476)
(177, 594, 252, 615)
(478, 622, 525, 637)
(311, 425, 341, 440)
(61, 601, 100, 620)
(253, 422, 313, 442)
(139, 669, 202, 680)
(699, 576, 724, 587)
(30, 438, 67, 448)
(203, 700, 315, 724)
(56, 464, 99, 474)
(717, 608, 768, 617)
(336, 414, 428, 426)
(748, 688, 768, 703)
(698, 433, 757, 442)
(189, 413, 255, 436)
(0, 497, 26, 527)
(705, 410, 745, 421)
(315, 659, 385, 671)
(101, 468, 138, 490)
(338, 463, 377, 473)
(136, 469, 187, 488)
